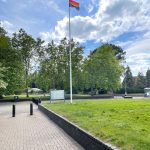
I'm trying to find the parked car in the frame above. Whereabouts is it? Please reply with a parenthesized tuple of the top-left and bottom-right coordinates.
(144, 88, 150, 97)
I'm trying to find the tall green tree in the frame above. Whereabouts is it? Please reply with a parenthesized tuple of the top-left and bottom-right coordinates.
(136, 72, 146, 89)
(0, 25, 7, 36)
(146, 69, 150, 87)
(83, 44, 123, 94)
(0, 63, 7, 89)
(91, 43, 126, 60)
(37, 38, 84, 93)
(0, 26, 24, 96)
(12, 29, 44, 97)
(123, 66, 134, 88)
(108, 44, 126, 60)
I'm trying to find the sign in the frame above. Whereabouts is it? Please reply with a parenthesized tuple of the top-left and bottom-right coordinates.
(50, 90, 65, 100)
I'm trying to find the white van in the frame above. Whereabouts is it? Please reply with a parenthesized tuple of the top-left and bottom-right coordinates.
(144, 88, 150, 97)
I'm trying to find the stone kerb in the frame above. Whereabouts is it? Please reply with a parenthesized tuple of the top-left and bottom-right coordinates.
(38, 104, 118, 150)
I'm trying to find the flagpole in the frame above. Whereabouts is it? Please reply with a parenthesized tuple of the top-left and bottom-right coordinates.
(69, 5, 73, 103)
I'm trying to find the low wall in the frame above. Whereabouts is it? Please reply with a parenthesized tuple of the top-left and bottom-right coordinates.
(71, 95, 114, 99)
(114, 93, 144, 97)
(0, 99, 32, 103)
(0, 97, 48, 103)
(38, 105, 117, 150)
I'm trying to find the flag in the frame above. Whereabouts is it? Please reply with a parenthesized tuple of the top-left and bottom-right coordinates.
(69, 0, 80, 10)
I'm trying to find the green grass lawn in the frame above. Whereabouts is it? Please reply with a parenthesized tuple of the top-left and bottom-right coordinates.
(43, 99, 150, 150)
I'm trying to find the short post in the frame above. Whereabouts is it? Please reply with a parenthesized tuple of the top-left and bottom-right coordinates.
(12, 105, 15, 117)
(30, 103, 33, 115)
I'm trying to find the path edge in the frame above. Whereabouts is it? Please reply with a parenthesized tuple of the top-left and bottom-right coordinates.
(38, 104, 118, 150)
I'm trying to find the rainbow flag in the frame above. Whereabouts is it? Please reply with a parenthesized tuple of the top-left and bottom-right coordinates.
(69, 0, 80, 10)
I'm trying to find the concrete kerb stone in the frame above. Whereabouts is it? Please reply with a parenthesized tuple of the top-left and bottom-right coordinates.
(38, 104, 119, 150)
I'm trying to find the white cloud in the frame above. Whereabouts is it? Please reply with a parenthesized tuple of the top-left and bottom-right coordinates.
(117, 31, 150, 76)
(87, 4, 94, 13)
(39, 31, 52, 45)
(40, 0, 150, 43)
(126, 39, 150, 55)
(39, 0, 150, 75)
(40, 16, 97, 43)
(0, 20, 16, 34)
(126, 53, 150, 76)
(47, 0, 66, 15)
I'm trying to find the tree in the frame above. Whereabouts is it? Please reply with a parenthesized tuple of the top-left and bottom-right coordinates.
(0, 25, 7, 36)
(123, 66, 134, 88)
(108, 44, 126, 60)
(136, 72, 146, 89)
(0, 63, 7, 89)
(146, 69, 150, 87)
(12, 29, 44, 97)
(28, 71, 39, 88)
(82, 44, 123, 94)
(91, 43, 126, 60)
(0, 26, 24, 96)
(37, 38, 84, 93)
(0, 63, 7, 99)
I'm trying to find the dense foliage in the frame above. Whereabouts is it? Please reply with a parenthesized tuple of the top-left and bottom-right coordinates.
(0, 27, 24, 96)
(0, 26, 149, 97)
(37, 38, 84, 93)
(0, 63, 7, 89)
(146, 69, 150, 87)
(82, 44, 123, 93)
(12, 29, 44, 97)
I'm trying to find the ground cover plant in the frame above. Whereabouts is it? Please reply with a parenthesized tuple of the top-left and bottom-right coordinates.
(43, 99, 150, 150)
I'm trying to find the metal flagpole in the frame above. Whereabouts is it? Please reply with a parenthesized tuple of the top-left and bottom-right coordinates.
(69, 5, 73, 103)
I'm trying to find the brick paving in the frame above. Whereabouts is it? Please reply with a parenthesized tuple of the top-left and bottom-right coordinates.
(0, 102, 84, 150)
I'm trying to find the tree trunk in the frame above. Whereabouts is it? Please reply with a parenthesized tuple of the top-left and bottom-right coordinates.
(26, 72, 29, 97)
(25, 63, 29, 98)
(0, 95, 3, 99)
(91, 87, 94, 96)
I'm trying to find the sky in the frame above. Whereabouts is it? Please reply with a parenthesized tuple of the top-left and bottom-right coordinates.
(0, 0, 150, 76)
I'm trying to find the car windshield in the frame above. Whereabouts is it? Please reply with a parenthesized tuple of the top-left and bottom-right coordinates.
(144, 88, 150, 92)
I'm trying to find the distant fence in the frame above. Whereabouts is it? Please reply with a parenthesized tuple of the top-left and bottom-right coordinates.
(0, 93, 144, 103)
(114, 93, 144, 97)
(66, 94, 114, 99)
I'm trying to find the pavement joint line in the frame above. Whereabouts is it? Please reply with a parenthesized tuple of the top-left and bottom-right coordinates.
(0, 102, 84, 150)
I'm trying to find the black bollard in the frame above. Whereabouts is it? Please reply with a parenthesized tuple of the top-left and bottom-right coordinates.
(12, 105, 15, 117)
(30, 103, 33, 115)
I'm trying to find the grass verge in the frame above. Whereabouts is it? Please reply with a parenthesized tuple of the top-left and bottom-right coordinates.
(43, 99, 150, 150)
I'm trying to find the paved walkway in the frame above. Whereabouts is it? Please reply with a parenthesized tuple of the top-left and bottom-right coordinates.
(0, 102, 83, 150)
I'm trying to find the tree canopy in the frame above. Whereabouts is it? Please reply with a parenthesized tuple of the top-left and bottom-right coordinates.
(37, 38, 84, 93)
(12, 29, 44, 97)
(82, 44, 123, 92)
(0, 63, 7, 89)
(123, 66, 134, 88)
(0, 26, 129, 97)
(146, 69, 150, 87)
(136, 72, 146, 89)
(0, 27, 24, 96)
